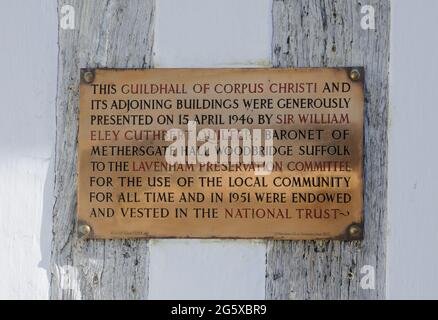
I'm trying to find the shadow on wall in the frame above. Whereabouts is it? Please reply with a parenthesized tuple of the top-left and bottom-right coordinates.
(39, 148, 55, 296)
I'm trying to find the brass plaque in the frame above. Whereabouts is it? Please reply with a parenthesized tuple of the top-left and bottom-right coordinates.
(78, 68, 364, 240)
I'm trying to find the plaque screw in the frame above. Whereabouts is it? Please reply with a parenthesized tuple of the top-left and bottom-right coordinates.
(82, 70, 95, 84)
(349, 68, 361, 81)
(348, 224, 362, 238)
(78, 224, 91, 238)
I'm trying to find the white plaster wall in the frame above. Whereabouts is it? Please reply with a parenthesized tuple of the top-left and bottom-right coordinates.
(387, 0, 438, 299)
(0, 0, 57, 299)
(148, 0, 272, 299)
(153, 0, 272, 68)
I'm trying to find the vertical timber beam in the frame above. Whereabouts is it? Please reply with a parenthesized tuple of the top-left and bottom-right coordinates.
(267, 0, 390, 299)
(51, 0, 155, 299)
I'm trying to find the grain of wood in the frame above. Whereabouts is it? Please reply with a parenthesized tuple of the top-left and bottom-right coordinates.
(266, 0, 390, 299)
(50, 0, 155, 299)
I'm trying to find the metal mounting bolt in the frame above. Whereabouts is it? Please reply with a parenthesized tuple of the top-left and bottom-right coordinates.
(78, 223, 91, 238)
(348, 224, 362, 238)
(349, 68, 361, 81)
(82, 70, 95, 84)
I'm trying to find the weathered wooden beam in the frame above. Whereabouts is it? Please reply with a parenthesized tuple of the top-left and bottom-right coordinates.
(266, 0, 390, 299)
(51, 0, 155, 299)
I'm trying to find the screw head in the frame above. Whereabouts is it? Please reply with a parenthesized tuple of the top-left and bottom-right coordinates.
(349, 68, 361, 81)
(82, 70, 95, 84)
(348, 224, 361, 237)
(78, 224, 91, 238)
